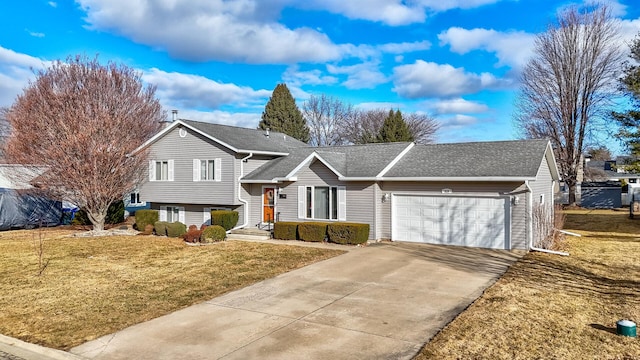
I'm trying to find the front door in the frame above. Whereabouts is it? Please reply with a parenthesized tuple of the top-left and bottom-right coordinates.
(263, 187, 275, 223)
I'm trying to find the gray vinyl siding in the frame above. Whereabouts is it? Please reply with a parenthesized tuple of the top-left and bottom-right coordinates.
(378, 181, 527, 249)
(140, 125, 237, 205)
(529, 156, 554, 211)
(150, 203, 244, 229)
(262, 160, 377, 239)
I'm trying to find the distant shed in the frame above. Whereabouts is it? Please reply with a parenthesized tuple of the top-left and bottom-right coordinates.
(581, 181, 622, 209)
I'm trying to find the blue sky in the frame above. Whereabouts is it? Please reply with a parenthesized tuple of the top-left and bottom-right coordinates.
(1, 0, 640, 151)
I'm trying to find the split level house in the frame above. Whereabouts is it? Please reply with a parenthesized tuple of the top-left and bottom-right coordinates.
(136, 118, 560, 251)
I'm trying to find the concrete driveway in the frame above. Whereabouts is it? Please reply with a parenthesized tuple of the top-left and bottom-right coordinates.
(71, 242, 522, 360)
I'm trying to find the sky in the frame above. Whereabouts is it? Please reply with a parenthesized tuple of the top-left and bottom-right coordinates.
(1, 0, 640, 151)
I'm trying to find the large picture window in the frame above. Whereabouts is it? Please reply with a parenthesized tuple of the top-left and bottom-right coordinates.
(300, 186, 345, 220)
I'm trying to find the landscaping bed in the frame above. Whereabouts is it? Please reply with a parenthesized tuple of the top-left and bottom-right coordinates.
(416, 209, 640, 359)
(0, 228, 344, 350)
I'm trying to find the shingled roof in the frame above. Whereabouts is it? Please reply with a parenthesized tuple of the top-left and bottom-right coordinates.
(384, 139, 552, 179)
(242, 142, 412, 181)
(181, 120, 307, 154)
(243, 138, 556, 182)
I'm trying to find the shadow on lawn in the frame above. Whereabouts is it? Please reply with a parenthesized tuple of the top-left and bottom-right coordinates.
(507, 255, 640, 305)
(589, 323, 617, 335)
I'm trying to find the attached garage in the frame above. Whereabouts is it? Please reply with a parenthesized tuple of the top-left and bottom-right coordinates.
(392, 194, 510, 249)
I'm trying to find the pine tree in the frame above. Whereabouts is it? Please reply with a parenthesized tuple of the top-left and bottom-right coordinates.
(613, 34, 640, 171)
(377, 109, 414, 143)
(259, 83, 310, 143)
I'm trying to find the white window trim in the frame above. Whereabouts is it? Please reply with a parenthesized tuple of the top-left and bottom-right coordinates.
(149, 160, 174, 181)
(297, 185, 346, 221)
(129, 191, 145, 206)
(203, 207, 211, 225)
(540, 193, 545, 205)
(193, 158, 221, 182)
(160, 205, 185, 223)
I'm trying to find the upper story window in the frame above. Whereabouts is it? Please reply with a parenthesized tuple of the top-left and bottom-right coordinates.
(193, 158, 221, 182)
(149, 160, 174, 181)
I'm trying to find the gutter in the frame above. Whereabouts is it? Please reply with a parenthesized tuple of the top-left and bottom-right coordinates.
(231, 153, 253, 232)
(525, 180, 569, 256)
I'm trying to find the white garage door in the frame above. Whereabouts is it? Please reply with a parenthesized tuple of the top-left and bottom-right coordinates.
(392, 195, 509, 249)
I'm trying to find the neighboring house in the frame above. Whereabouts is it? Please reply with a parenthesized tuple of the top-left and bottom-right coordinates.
(582, 158, 640, 205)
(137, 118, 560, 251)
(124, 189, 149, 217)
(0, 164, 62, 229)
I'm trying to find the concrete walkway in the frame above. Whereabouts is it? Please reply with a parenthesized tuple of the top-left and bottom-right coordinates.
(70, 242, 522, 360)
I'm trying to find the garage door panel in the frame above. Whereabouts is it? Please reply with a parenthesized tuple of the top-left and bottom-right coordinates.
(393, 195, 508, 249)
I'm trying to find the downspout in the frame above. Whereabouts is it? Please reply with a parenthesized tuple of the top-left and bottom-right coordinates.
(230, 153, 253, 232)
(525, 180, 569, 256)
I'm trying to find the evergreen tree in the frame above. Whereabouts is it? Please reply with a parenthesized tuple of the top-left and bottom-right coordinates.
(259, 83, 309, 143)
(377, 109, 414, 143)
(613, 33, 640, 171)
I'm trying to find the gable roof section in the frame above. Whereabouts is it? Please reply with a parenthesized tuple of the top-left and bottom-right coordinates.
(135, 119, 307, 155)
(383, 139, 555, 181)
(242, 142, 413, 182)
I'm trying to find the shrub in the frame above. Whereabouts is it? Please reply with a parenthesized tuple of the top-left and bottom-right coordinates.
(136, 210, 159, 231)
(298, 222, 329, 242)
(166, 222, 187, 238)
(71, 201, 126, 226)
(327, 223, 369, 245)
(211, 210, 239, 231)
(183, 229, 203, 243)
(154, 221, 169, 236)
(274, 222, 299, 240)
(202, 225, 226, 243)
(188, 224, 198, 231)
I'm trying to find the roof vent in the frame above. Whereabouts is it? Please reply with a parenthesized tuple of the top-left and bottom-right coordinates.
(265, 128, 270, 138)
(172, 110, 178, 122)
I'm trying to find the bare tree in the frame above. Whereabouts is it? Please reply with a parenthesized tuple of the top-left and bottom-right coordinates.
(303, 94, 354, 146)
(341, 108, 438, 144)
(4, 55, 164, 231)
(515, 5, 622, 205)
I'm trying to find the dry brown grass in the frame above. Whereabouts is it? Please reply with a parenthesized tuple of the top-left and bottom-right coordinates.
(417, 209, 640, 360)
(0, 229, 344, 350)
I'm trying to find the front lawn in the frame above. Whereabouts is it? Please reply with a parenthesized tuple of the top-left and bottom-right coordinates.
(0, 229, 344, 350)
(417, 209, 640, 359)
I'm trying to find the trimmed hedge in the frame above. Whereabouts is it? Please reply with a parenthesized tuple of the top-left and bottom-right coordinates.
(183, 228, 203, 243)
(136, 210, 159, 231)
(211, 210, 239, 231)
(202, 225, 226, 243)
(166, 222, 187, 238)
(273, 222, 299, 240)
(327, 223, 369, 245)
(297, 222, 329, 242)
(154, 221, 169, 236)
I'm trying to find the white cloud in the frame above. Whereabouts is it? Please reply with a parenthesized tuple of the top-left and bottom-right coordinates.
(392, 60, 510, 99)
(48, 1, 57, 7)
(0, 46, 49, 107)
(620, 18, 640, 44)
(27, 30, 45, 38)
(303, 0, 504, 25)
(77, 0, 342, 64)
(142, 68, 270, 109)
(431, 98, 489, 114)
(438, 27, 535, 69)
(355, 101, 403, 110)
(416, 0, 503, 12)
(282, 66, 338, 87)
(327, 61, 388, 89)
(176, 109, 261, 128)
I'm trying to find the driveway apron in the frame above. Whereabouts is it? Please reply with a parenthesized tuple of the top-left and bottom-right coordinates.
(71, 242, 522, 360)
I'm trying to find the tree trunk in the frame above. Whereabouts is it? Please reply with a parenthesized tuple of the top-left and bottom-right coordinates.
(568, 182, 578, 206)
(87, 210, 107, 232)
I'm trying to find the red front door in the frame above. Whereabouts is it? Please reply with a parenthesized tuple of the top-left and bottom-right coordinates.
(263, 187, 275, 222)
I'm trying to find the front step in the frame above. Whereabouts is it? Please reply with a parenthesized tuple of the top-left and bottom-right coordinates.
(228, 228, 271, 241)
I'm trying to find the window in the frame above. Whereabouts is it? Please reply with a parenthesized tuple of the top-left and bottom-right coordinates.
(630, 178, 637, 183)
(193, 158, 221, 182)
(149, 160, 174, 181)
(539, 194, 545, 205)
(299, 186, 345, 220)
(159, 206, 184, 223)
(130, 192, 143, 205)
